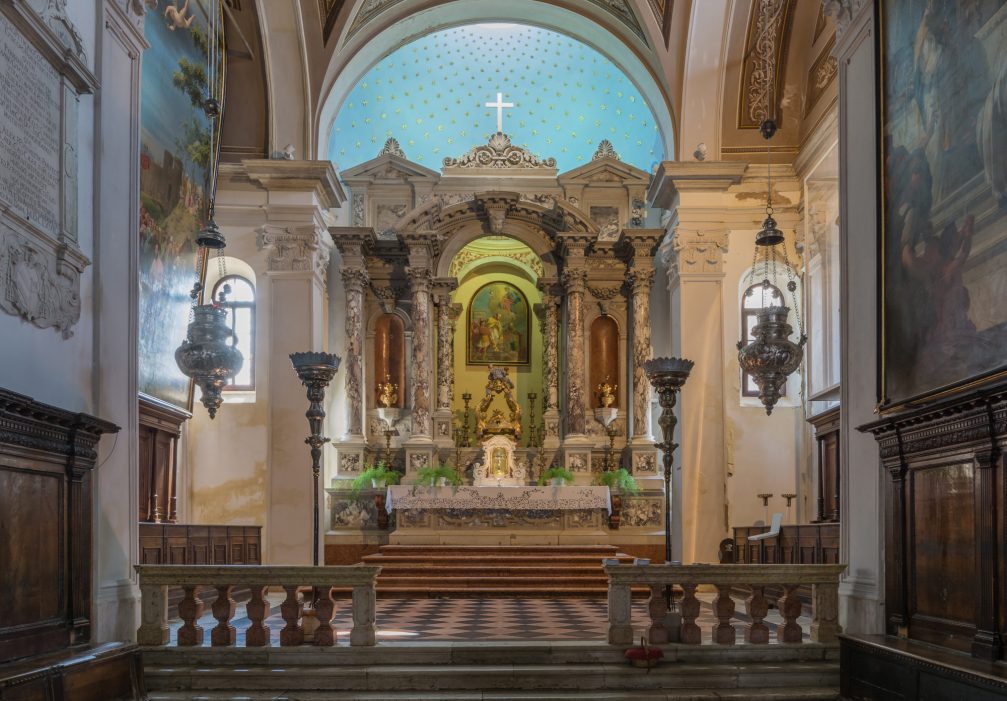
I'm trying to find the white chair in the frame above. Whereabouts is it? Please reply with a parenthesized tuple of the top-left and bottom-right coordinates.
(748, 512, 783, 542)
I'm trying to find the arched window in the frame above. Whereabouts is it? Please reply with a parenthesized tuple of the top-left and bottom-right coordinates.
(212, 275, 255, 390)
(741, 282, 784, 398)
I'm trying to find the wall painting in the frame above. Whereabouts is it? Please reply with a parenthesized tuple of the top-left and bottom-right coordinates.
(466, 281, 530, 365)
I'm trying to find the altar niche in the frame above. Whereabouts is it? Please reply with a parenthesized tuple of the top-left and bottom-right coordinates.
(327, 134, 668, 550)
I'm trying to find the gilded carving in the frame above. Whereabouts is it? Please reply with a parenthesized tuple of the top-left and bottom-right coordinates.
(443, 132, 556, 170)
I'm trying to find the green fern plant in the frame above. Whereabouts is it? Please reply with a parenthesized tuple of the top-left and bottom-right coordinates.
(347, 462, 400, 499)
(593, 468, 640, 495)
(413, 464, 463, 487)
(537, 466, 575, 486)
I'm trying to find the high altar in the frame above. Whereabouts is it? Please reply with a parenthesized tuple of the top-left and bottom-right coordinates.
(325, 132, 667, 548)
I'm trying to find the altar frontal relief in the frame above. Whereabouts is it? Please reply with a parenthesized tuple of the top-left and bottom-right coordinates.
(880, 0, 1007, 406)
(467, 281, 530, 365)
(138, 2, 220, 409)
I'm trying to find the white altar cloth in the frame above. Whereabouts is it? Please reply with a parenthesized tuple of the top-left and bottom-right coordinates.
(385, 485, 612, 515)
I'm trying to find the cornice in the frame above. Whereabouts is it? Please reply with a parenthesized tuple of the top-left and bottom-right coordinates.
(242, 159, 346, 209)
(648, 161, 750, 210)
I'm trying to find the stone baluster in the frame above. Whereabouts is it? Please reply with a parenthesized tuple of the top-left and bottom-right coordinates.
(777, 584, 803, 643)
(745, 585, 770, 644)
(647, 584, 669, 644)
(679, 583, 701, 644)
(313, 586, 336, 646)
(137, 584, 169, 645)
(177, 585, 204, 646)
(607, 581, 634, 645)
(711, 584, 736, 644)
(245, 585, 270, 647)
(810, 581, 841, 643)
(407, 266, 433, 438)
(341, 268, 370, 438)
(280, 584, 305, 646)
(211, 585, 236, 646)
(561, 267, 589, 436)
(351, 583, 378, 646)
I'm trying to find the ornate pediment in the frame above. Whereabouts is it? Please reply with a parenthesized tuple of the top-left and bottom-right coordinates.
(442, 133, 557, 171)
(557, 158, 650, 186)
(340, 152, 440, 182)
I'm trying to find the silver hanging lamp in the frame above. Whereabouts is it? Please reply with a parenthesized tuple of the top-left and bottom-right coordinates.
(735, 0, 806, 416)
(174, 0, 242, 419)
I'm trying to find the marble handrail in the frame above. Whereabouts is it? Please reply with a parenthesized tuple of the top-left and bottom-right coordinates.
(135, 564, 381, 648)
(604, 563, 847, 646)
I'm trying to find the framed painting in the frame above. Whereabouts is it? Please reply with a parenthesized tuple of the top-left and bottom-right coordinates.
(878, 0, 1007, 410)
(138, 2, 222, 410)
(466, 281, 530, 365)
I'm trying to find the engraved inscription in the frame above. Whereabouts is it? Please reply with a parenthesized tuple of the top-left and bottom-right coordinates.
(0, 13, 62, 239)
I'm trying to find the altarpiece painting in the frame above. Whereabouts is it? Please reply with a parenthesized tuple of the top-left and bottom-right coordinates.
(466, 281, 530, 365)
(880, 0, 1007, 407)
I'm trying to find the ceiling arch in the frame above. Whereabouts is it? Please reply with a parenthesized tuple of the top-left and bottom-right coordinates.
(328, 23, 665, 171)
(315, 0, 677, 164)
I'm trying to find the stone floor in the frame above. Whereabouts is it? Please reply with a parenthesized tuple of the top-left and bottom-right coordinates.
(168, 594, 811, 645)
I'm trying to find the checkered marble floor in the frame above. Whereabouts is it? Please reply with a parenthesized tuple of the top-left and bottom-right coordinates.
(167, 594, 810, 645)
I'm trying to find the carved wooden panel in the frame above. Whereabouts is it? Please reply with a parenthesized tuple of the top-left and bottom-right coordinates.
(862, 378, 1007, 660)
(138, 523, 262, 565)
(138, 394, 189, 523)
(809, 406, 840, 522)
(0, 389, 117, 664)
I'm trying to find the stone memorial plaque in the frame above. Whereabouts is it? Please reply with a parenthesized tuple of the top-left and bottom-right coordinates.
(0, 11, 63, 239)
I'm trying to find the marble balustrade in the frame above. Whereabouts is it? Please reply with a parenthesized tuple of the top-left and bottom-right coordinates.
(604, 563, 846, 646)
(135, 565, 381, 648)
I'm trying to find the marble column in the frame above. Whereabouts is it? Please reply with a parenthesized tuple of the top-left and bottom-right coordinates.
(330, 227, 375, 472)
(621, 230, 664, 480)
(432, 277, 458, 447)
(535, 278, 562, 448)
(562, 267, 589, 437)
(340, 267, 369, 438)
(557, 234, 594, 480)
(407, 266, 433, 439)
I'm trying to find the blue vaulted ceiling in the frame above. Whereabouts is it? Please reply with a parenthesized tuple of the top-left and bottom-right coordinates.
(328, 23, 665, 173)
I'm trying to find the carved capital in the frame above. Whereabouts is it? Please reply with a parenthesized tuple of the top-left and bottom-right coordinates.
(406, 266, 432, 293)
(256, 225, 331, 280)
(561, 267, 588, 294)
(626, 267, 655, 294)
(340, 268, 369, 294)
(670, 229, 729, 278)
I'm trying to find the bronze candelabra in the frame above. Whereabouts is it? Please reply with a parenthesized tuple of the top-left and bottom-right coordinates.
(290, 351, 341, 566)
(643, 357, 694, 575)
(460, 392, 473, 447)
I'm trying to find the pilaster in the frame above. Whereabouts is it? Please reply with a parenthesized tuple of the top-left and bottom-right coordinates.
(243, 159, 343, 566)
(432, 277, 459, 449)
(402, 232, 439, 473)
(535, 278, 562, 452)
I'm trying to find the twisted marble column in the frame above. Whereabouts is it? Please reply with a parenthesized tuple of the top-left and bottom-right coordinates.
(562, 268, 588, 435)
(536, 285, 560, 413)
(434, 293, 458, 410)
(629, 267, 655, 438)
(407, 267, 433, 437)
(341, 268, 369, 437)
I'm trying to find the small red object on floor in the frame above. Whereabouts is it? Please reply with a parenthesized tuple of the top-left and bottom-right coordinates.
(624, 636, 664, 670)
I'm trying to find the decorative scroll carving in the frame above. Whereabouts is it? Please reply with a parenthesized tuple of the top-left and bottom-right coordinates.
(536, 284, 561, 413)
(621, 497, 664, 527)
(379, 137, 406, 158)
(257, 225, 330, 280)
(670, 230, 730, 277)
(443, 132, 557, 170)
(342, 268, 369, 436)
(592, 139, 621, 161)
(588, 286, 621, 300)
(0, 226, 85, 338)
(739, 0, 796, 128)
(448, 245, 545, 279)
(351, 194, 365, 226)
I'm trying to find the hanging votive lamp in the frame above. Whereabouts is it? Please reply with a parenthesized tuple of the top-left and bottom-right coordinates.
(173, 0, 242, 419)
(736, 116, 806, 415)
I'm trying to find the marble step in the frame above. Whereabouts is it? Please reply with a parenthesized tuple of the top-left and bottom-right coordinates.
(144, 661, 839, 693)
(376, 546, 622, 554)
(360, 565, 609, 576)
(143, 642, 840, 668)
(147, 688, 841, 700)
(362, 555, 633, 564)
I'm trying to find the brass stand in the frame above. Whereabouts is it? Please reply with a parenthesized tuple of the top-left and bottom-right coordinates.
(606, 423, 618, 472)
(290, 352, 341, 567)
(460, 393, 473, 447)
(644, 357, 693, 604)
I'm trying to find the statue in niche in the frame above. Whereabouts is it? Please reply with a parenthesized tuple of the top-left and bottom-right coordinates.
(471, 366, 527, 485)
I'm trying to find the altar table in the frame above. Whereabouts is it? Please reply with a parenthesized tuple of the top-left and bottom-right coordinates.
(384, 485, 613, 543)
